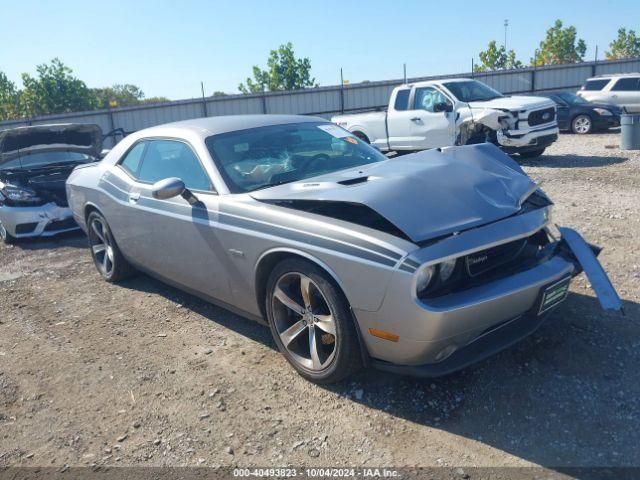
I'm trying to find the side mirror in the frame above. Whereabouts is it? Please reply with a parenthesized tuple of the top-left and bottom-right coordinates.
(434, 102, 453, 113)
(152, 177, 185, 200)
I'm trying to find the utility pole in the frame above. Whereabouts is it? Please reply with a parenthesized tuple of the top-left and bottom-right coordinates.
(504, 19, 509, 51)
(200, 81, 207, 117)
(403, 63, 407, 83)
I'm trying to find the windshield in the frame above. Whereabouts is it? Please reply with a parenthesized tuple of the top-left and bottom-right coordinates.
(443, 80, 504, 102)
(205, 122, 387, 193)
(556, 92, 589, 105)
(0, 151, 95, 170)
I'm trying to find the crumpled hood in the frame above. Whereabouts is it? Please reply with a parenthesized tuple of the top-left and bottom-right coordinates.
(469, 95, 554, 111)
(251, 143, 538, 243)
(0, 123, 102, 163)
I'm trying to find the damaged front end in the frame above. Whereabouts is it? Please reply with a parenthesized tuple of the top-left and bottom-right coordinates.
(0, 166, 81, 241)
(0, 124, 102, 242)
(250, 141, 621, 375)
(455, 108, 517, 146)
(455, 103, 559, 154)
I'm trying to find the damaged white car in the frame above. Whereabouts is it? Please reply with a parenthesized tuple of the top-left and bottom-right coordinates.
(0, 124, 102, 244)
(332, 78, 559, 158)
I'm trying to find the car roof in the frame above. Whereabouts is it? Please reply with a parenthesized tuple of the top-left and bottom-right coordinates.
(586, 72, 640, 80)
(407, 77, 474, 88)
(134, 114, 325, 139)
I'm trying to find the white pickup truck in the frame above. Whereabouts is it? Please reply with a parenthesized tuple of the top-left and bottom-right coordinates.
(332, 78, 559, 158)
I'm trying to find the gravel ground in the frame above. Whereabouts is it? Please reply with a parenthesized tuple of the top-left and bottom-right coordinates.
(0, 131, 638, 473)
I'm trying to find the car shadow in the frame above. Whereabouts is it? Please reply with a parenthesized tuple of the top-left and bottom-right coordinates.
(10, 230, 88, 251)
(519, 154, 627, 168)
(118, 273, 275, 348)
(115, 272, 640, 469)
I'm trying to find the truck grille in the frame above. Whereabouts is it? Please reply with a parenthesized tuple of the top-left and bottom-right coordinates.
(528, 107, 556, 126)
(465, 238, 528, 277)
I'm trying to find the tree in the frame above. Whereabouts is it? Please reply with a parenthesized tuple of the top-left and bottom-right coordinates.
(531, 19, 586, 66)
(474, 40, 523, 72)
(0, 71, 19, 121)
(141, 96, 169, 104)
(212, 91, 229, 97)
(92, 84, 145, 108)
(606, 28, 640, 60)
(19, 58, 98, 117)
(238, 42, 317, 93)
(92, 84, 169, 108)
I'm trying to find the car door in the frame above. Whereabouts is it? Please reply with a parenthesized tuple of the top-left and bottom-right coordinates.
(608, 77, 640, 108)
(388, 86, 456, 150)
(116, 138, 231, 301)
(551, 96, 570, 129)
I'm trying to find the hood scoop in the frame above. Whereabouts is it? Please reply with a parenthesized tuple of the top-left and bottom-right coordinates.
(338, 176, 372, 186)
(252, 143, 538, 243)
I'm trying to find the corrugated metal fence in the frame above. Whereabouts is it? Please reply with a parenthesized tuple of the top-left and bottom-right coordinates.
(2, 57, 639, 147)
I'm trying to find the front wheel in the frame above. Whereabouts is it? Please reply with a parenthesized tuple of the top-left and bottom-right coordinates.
(0, 221, 17, 245)
(87, 211, 134, 282)
(519, 148, 546, 159)
(265, 258, 362, 383)
(571, 114, 592, 134)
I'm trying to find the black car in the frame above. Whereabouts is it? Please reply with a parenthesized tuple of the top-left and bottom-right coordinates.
(538, 92, 621, 134)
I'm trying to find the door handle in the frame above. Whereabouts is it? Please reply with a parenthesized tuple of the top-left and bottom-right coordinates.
(128, 192, 140, 203)
(410, 117, 423, 124)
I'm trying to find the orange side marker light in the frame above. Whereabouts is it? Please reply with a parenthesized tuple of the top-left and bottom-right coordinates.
(368, 328, 399, 342)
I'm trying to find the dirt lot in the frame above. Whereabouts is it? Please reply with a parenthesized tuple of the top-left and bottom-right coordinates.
(1, 131, 639, 472)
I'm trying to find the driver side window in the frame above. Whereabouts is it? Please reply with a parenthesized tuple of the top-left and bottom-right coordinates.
(414, 87, 451, 112)
(135, 139, 212, 191)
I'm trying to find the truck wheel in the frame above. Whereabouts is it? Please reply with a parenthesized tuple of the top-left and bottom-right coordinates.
(519, 148, 546, 159)
(571, 114, 592, 134)
(352, 131, 370, 144)
(0, 221, 17, 245)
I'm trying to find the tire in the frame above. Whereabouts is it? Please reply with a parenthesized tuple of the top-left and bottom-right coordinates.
(265, 258, 362, 383)
(519, 148, 546, 159)
(0, 221, 17, 245)
(87, 211, 134, 282)
(571, 114, 592, 134)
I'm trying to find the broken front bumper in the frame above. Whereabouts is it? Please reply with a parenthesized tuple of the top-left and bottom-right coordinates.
(0, 202, 79, 238)
(497, 126, 559, 151)
(353, 209, 620, 377)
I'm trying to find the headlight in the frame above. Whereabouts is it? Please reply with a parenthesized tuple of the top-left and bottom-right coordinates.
(415, 264, 435, 295)
(439, 258, 457, 282)
(593, 108, 612, 116)
(0, 183, 42, 204)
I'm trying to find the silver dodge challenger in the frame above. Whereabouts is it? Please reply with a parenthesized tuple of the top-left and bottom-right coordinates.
(66, 115, 621, 383)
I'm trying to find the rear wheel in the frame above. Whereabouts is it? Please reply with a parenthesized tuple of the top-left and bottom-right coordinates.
(87, 211, 134, 282)
(571, 114, 592, 134)
(519, 148, 546, 159)
(0, 221, 17, 245)
(265, 258, 362, 383)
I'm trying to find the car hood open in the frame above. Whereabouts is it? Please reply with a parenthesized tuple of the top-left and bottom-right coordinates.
(251, 143, 539, 244)
(0, 123, 102, 164)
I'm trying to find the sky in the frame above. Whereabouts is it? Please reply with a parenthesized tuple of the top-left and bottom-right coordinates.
(0, 0, 637, 101)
